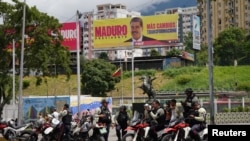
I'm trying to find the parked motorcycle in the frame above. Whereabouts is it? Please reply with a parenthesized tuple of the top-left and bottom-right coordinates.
(41, 118, 62, 141)
(2, 119, 38, 141)
(88, 122, 106, 141)
(72, 115, 93, 141)
(0, 120, 8, 134)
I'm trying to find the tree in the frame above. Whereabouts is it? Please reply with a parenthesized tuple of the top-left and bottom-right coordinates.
(98, 52, 109, 60)
(214, 27, 245, 66)
(166, 48, 181, 56)
(183, 32, 208, 66)
(183, 32, 194, 53)
(81, 59, 119, 97)
(0, 0, 71, 118)
(150, 49, 160, 56)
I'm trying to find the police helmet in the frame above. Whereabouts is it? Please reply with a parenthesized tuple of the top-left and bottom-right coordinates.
(64, 103, 69, 108)
(101, 98, 109, 104)
(120, 105, 126, 111)
(185, 88, 193, 94)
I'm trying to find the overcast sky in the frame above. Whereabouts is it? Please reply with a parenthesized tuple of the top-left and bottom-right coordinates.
(4, 0, 171, 23)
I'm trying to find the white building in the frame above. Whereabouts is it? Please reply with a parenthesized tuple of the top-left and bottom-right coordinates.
(81, 3, 142, 60)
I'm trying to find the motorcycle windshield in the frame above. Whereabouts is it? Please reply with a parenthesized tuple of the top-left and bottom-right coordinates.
(131, 111, 140, 123)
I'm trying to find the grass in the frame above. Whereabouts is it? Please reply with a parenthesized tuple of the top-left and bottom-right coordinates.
(22, 65, 250, 97)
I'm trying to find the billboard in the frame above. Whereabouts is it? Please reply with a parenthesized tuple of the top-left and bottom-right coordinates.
(60, 22, 80, 51)
(93, 14, 179, 49)
(192, 15, 201, 50)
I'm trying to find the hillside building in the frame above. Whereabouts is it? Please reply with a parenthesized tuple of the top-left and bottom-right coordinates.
(197, 0, 250, 44)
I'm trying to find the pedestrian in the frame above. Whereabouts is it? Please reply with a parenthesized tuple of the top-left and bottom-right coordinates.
(113, 105, 129, 141)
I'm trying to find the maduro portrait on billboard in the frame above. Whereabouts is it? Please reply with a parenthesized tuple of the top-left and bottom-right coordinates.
(93, 14, 178, 49)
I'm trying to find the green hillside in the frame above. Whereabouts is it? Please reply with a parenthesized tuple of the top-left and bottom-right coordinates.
(22, 66, 250, 97)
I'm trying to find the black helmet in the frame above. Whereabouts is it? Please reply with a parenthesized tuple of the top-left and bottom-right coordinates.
(101, 98, 109, 104)
(185, 88, 193, 94)
(64, 103, 69, 108)
(120, 105, 126, 111)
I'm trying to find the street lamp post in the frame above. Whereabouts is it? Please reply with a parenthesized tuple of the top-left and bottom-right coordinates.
(12, 39, 15, 105)
(18, 0, 26, 125)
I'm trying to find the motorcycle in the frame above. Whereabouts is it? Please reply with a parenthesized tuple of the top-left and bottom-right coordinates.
(2, 119, 38, 141)
(72, 115, 93, 141)
(0, 120, 8, 134)
(161, 119, 208, 141)
(88, 122, 106, 141)
(122, 110, 166, 141)
(41, 118, 62, 141)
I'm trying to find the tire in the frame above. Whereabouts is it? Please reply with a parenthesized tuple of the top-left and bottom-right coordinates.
(20, 131, 38, 141)
(91, 135, 105, 141)
(4, 130, 15, 140)
(161, 134, 175, 141)
(202, 134, 208, 141)
(121, 133, 135, 141)
(41, 135, 51, 141)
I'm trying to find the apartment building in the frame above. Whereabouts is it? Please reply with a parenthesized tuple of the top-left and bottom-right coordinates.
(198, 0, 250, 45)
(81, 3, 141, 60)
(154, 6, 199, 54)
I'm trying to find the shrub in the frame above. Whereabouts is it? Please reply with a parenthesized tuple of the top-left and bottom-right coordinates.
(236, 82, 250, 92)
(23, 80, 30, 89)
(223, 108, 229, 112)
(176, 75, 192, 85)
(237, 106, 244, 112)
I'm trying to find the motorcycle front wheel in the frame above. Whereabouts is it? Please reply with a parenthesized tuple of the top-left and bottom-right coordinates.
(90, 135, 105, 141)
(20, 131, 38, 141)
(121, 133, 145, 141)
(161, 134, 175, 141)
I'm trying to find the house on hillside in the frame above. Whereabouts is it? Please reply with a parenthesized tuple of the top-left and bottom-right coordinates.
(112, 52, 194, 71)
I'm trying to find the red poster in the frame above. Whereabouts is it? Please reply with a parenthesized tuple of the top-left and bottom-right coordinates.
(60, 22, 80, 51)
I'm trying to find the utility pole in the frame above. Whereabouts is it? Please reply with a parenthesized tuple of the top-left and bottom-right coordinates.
(207, 0, 215, 125)
(18, 0, 26, 125)
(76, 10, 82, 117)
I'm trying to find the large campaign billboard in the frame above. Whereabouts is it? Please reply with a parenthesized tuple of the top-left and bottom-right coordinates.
(93, 14, 179, 49)
(60, 22, 80, 51)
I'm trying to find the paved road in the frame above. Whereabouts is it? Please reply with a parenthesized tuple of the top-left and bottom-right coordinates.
(0, 127, 118, 141)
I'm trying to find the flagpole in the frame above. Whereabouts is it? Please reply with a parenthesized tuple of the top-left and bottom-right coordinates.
(120, 52, 124, 105)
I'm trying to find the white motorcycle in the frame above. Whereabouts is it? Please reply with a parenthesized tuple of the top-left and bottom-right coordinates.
(3, 119, 38, 141)
(71, 116, 93, 141)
